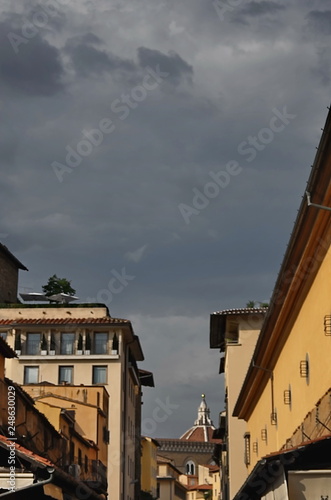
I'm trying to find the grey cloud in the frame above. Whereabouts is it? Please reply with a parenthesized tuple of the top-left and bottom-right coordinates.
(229, 0, 286, 27)
(1, 0, 330, 437)
(306, 10, 331, 36)
(65, 33, 136, 77)
(310, 47, 331, 85)
(240, 1, 285, 17)
(304, 11, 331, 84)
(137, 47, 193, 86)
(0, 18, 65, 96)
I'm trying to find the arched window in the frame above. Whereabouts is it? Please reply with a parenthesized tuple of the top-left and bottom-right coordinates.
(185, 460, 195, 475)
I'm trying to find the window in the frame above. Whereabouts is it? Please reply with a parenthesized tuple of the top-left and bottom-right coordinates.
(24, 366, 39, 384)
(226, 321, 239, 343)
(27, 333, 41, 354)
(85, 455, 88, 473)
(70, 442, 75, 463)
(78, 448, 82, 466)
(59, 366, 73, 384)
(93, 366, 107, 384)
(61, 333, 75, 354)
(103, 426, 110, 444)
(244, 433, 251, 466)
(94, 333, 108, 354)
(185, 460, 195, 475)
(0, 332, 7, 340)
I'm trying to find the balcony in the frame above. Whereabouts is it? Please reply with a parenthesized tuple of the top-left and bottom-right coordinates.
(63, 457, 107, 493)
(17, 331, 119, 358)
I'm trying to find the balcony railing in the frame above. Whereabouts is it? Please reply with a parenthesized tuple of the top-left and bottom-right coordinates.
(20, 341, 118, 356)
(63, 457, 107, 492)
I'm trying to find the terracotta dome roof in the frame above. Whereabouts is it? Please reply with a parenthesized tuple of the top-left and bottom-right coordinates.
(180, 394, 215, 443)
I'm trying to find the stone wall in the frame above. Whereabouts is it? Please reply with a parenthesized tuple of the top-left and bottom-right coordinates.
(157, 439, 215, 474)
(0, 253, 19, 303)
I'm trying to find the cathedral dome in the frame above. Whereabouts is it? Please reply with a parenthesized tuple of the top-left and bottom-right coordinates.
(180, 394, 215, 442)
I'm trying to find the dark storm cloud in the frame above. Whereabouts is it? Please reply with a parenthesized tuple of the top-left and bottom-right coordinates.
(240, 1, 285, 17)
(304, 11, 331, 84)
(65, 33, 136, 77)
(229, 0, 285, 27)
(137, 47, 193, 86)
(1, 0, 330, 437)
(0, 17, 65, 96)
(306, 10, 331, 36)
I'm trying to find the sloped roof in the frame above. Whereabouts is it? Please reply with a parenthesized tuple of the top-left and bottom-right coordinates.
(0, 336, 16, 358)
(187, 484, 213, 491)
(0, 434, 53, 468)
(0, 434, 104, 499)
(212, 307, 268, 315)
(0, 243, 28, 271)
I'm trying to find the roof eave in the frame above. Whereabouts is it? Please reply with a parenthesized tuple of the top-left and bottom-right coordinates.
(234, 106, 331, 419)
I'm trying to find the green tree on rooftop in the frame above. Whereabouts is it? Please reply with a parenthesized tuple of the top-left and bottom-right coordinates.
(42, 274, 76, 297)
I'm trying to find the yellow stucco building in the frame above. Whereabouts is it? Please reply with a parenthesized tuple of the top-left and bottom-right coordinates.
(141, 436, 159, 499)
(232, 108, 331, 499)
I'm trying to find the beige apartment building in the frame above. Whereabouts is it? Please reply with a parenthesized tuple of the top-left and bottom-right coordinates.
(157, 455, 187, 500)
(184, 464, 220, 500)
(209, 308, 266, 500)
(0, 303, 153, 500)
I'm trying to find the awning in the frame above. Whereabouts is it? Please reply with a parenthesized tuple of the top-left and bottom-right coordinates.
(288, 470, 331, 499)
(233, 435, 331, 500)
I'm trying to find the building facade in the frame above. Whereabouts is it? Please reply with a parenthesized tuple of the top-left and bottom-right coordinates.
(0, 303, 152, 500)
(0, 337, 105, 498)
(231, 108, 331, 499)
(185, 464, 220, 500)
(141, 436, 159, 499)
(157, 395, 220, 477)
(157, 455, 187, 500)
(209, 308, 266, 500)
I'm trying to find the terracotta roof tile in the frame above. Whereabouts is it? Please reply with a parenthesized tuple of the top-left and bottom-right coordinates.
(212, 308, 268, 315)
(0, 317, 130, 326)
(0, 434, 54, 468)
(187, 484, 213, 491)
(204, 464, 220, 471)
(180, 426, 216, 442)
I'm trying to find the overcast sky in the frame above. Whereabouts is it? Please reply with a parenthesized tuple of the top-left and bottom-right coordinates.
(1, 0, 330, 437)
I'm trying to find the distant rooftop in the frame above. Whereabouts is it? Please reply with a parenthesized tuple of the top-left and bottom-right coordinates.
(0, 316, 130, 326)
(0, 302, 109, 310)
(212, 307, 268, 315)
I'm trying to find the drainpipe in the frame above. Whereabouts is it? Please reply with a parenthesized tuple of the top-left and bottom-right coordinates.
(306, 192, 331, 212)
